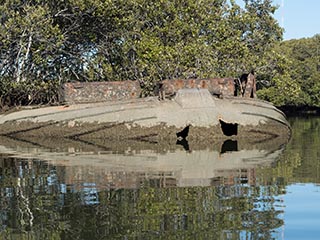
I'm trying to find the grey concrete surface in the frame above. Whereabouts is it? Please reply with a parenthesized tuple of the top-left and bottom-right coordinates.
(0, 89, 290, 140)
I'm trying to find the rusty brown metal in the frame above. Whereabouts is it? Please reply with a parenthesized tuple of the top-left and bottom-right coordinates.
(243, 72, 257, 98)
(61, 78, 236, 104)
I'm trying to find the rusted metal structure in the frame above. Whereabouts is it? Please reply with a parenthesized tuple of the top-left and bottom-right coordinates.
(60, 78, 236, 104)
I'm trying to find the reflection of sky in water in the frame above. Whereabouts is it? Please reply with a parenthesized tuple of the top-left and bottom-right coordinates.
(238, 185, 286, 240)
(284, 184, 320, 240)
(80, 183, 99, 205)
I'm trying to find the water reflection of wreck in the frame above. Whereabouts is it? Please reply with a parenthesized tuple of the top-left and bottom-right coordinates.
(57, 149, 280, 190)
(0, 136, 286, 190)
(0, 137, 286, 239)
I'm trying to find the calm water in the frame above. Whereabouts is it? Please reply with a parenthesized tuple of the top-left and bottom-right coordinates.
(0, 116, 320, 239)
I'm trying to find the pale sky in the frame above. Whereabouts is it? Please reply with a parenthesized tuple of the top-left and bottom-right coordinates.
(236, 0, 320, 40)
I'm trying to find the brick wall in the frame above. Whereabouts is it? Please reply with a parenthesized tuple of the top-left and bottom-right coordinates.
(61, 78, 235, 104)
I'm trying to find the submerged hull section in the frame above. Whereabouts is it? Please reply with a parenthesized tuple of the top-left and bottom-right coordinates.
(0, 89, 290, 142)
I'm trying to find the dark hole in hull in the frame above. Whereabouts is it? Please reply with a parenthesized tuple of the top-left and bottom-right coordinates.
(176, 125, 190, 139)
(220, 140, 238, 154)
(176, 139, 190, 151)
(219, 119, 238, 136)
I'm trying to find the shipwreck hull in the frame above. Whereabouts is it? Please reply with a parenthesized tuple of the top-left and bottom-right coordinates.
(0, 89, 291, 143)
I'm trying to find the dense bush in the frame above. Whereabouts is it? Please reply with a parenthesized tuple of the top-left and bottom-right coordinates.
(0, 80, 60, 110)
(0, 0, 291, 109)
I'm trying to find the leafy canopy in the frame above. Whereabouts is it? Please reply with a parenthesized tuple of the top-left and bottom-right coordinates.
(0, 0, 284, 107)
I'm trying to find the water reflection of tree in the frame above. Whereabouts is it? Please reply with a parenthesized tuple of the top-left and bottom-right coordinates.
(0, 157, 284, 239)
(257, 117, 320, 184)
(0, 158, 64, 238)
(288, 117, 320, 183)
(62, 185, 284, 239)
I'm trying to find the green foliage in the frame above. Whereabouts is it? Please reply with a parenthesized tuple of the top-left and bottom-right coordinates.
(286, 35, 320, 107)
(0, 0, 283, 108)
(258, 75, 304, 106)
(259, 35, 320, 107)
(0, 79, 60, 109)
(257, 57, 306, 107)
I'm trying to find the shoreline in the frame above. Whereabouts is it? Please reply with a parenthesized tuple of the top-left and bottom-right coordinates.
(279, 105, 320, 117)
